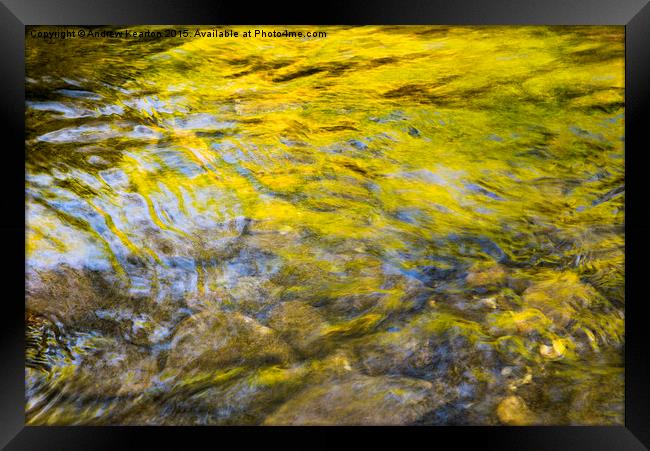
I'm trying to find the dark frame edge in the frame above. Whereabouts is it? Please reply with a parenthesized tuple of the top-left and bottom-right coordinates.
(1, 0, 649, 449)
(625, 1, 650, 449)
(0, 0, 26, 450)
(1, 0, 649, 25)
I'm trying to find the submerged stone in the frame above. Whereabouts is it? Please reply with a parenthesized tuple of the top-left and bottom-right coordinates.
(26, 265, 122, 328)
(267, 301, 331, 357)
(166, 364, 311, 425)
(166, 308, 293, 375)
(74, 339, 159, 397)
(466, 262, 507, 288)
(263, 374, 440, 425)
(522, 272, 597, 328)
(496, 395, 537, 425)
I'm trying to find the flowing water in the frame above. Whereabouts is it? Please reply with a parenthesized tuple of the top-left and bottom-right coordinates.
(25, 26, 625, 425)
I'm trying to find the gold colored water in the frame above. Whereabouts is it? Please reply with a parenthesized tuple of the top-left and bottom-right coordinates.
(25, 26, 624, 425)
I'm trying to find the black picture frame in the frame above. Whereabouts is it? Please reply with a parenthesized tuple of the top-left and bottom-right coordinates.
(2, 0, 648, 449)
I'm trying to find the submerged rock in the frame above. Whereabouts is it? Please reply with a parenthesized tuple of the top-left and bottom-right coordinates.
(539, 339, 566, 359)
(353, 326, 435, 377)
(263, 374, 440, 425)
(73, 338, 159, 398)
(165, 364, 311, 425)
(522, 271, 597, 328)
(566, 371, 624, 425)
(222, 276, 282, 318)
(506, 276, 531, 294)
(466, 262, 507, 288)
(354, 312, 497, 383)
(26, 265, 121, 327)
(496, 395, 537, 425)
(166, 308, 293, 375)
(26, 265, 181, 345)
(27, 334, 160, 425)
(267, 301, 331, 357)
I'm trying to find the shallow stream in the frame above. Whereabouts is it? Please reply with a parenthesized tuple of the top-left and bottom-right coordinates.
(25, 26, 624, 425)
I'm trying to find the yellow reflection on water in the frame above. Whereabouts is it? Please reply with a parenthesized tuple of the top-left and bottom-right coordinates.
(25, 26, 624, 426)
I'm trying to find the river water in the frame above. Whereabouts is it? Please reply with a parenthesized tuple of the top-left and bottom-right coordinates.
(25, 26, 624, 425)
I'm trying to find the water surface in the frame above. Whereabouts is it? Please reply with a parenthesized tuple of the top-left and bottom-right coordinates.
(26, 26, 624, 425)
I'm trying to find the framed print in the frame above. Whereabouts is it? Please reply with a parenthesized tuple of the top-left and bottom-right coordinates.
(1, 0, 649, 449)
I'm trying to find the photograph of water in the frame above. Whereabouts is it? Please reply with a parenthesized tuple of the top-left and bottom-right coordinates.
(25, 26, 624, 425)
